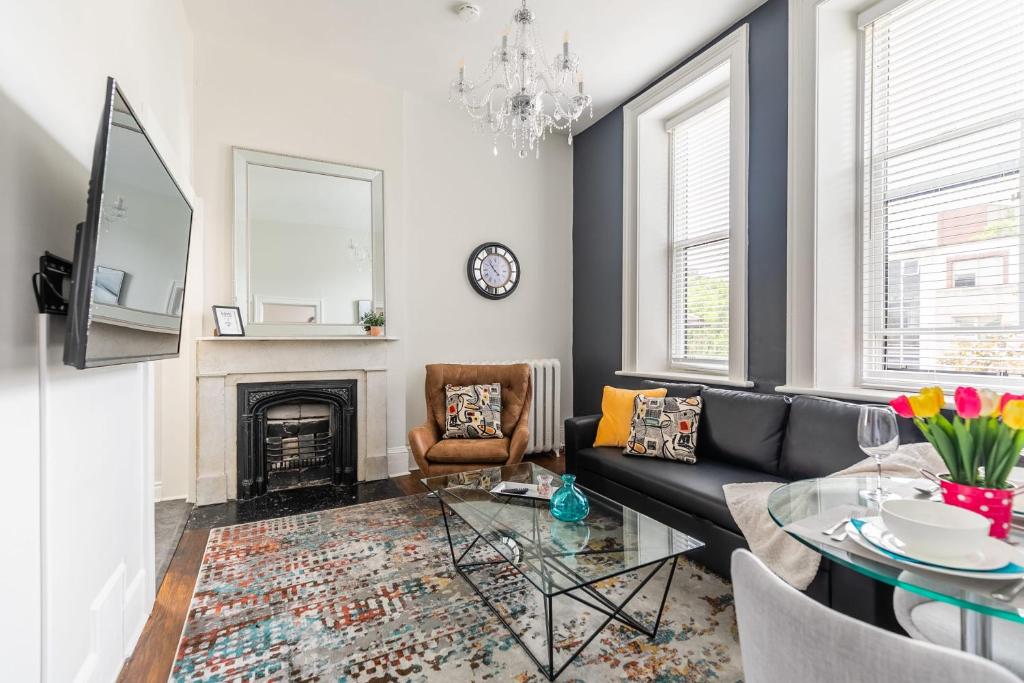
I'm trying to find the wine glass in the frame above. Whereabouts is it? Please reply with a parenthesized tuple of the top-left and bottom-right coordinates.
(858, 405, 900, 503)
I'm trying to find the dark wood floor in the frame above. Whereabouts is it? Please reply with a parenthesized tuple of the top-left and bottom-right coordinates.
(117, 453, 564, 681)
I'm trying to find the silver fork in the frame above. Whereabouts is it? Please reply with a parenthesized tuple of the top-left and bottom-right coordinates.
(992, 578, 1024, 602)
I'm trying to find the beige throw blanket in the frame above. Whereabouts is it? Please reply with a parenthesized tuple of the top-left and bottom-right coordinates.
(723, 443, 945, 590)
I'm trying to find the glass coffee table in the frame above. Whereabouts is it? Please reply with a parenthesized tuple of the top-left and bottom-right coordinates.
(422, 462, 703, 681)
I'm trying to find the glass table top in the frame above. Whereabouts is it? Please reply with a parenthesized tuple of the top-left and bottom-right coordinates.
(422, 462, 704, 596)
(767, 476, 1024, 623)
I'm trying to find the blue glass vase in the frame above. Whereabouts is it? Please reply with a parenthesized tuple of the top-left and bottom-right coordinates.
(549, 474, 590, 522)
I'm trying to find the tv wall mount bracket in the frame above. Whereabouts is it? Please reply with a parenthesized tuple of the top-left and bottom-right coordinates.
(33, 249, 73, 315)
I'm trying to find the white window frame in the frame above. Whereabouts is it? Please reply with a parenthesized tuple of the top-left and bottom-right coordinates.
(781, 0, 1024, 401)
(619, 24, 751, 388)
(783, 0, 869, 401)
(667, 87, 732, 372)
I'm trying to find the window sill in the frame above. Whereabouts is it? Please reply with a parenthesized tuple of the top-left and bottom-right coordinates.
(616, 370, 755, 389)
(777, 380, 1024, 407)
(774, 384, 901, 403)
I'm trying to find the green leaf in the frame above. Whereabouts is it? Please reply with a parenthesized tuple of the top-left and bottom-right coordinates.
(970, 419, 986, 483)
(986, 427, 1014, 488)
(914, 420, 952, 478)
(978, 417, 997, 475)
(934, 413, 956, 439)
(952, 417, 976, 485)
(1006, 430, 1024, 483)
(989, 429, 1024, 489)
(928, 422, 962, 482)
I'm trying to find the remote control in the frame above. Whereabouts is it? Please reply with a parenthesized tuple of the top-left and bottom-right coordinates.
(503, 486, 529, 495)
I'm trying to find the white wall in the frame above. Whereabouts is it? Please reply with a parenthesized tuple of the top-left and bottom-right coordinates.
(401, 93, 574, 432)
(192, 39, 574, 467)
(194, 38, 409, 453)
(0, 0, 195, 680)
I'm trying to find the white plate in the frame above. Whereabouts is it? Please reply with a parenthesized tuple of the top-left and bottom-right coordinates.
(846, 519, 1024, 580)
(858, 517, 1007, 570)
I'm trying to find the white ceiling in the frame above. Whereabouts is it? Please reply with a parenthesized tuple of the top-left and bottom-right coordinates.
(184, 0, 767, 131)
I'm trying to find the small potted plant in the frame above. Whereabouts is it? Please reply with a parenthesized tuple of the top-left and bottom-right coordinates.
(360, 310, 385, 337)
(890, 386, 1024, 537)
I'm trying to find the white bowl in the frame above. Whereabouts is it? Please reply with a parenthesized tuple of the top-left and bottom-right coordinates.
(880, 499, 989, 559)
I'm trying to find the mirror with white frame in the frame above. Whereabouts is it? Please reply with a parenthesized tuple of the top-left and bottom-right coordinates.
(233, 149, 385, 336)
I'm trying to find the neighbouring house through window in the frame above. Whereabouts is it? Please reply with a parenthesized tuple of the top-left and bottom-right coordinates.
(861, 0, 1024, 388)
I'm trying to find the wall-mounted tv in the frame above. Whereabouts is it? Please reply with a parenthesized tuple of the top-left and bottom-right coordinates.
(64, 77, 194, 369)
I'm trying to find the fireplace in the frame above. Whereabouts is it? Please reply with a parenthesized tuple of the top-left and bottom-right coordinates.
(237, 380, 357, 500)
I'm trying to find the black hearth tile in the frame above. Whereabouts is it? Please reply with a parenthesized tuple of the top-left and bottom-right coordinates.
(186, 479, 409, 529)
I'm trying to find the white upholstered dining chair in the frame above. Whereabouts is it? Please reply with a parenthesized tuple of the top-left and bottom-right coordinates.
(731, 549, 1022, 683)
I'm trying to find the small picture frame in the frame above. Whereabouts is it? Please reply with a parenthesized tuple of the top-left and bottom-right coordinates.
(212, 305, 245, 337)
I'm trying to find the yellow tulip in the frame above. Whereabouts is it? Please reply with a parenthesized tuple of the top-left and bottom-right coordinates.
(909, 386, 944, 418)
(921, 386, 944, 408)
(1002, 400, 1024, 430)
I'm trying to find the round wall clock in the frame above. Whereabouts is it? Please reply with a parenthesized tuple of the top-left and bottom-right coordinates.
(467, 242, 520, 299)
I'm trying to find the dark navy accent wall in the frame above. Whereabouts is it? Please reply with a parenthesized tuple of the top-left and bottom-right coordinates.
(572, 0, 789, 415)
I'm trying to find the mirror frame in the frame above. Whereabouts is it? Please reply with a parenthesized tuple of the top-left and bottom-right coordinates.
(233, 148, 385, 336)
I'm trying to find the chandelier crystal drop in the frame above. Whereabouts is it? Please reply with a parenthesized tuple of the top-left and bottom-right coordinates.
(450, 0, 592, 159)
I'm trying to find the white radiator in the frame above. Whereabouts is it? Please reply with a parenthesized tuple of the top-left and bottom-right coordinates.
(454, 358, 562, 454)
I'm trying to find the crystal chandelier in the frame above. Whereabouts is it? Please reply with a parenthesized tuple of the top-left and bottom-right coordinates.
(450, 1, 592, 159)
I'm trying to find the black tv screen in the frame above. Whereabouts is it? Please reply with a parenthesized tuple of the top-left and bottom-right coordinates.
(64, 78, 194, 369)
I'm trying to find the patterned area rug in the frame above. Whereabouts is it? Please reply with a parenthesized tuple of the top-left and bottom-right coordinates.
(171, 494, 742, 681)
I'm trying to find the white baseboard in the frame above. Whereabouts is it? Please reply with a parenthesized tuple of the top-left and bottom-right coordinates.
(154, 481, 189, 504)
(156, 494, 188, 503)
(387, 446, 410, 477)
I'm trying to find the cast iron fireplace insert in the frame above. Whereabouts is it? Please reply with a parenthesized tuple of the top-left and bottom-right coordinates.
(236, 379, 357, 500)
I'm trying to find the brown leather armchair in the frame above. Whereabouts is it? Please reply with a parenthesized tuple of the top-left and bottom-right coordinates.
(408, 363, 532, 477)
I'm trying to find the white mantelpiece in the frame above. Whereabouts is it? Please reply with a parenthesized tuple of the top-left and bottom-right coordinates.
(195, 337, 395, 505)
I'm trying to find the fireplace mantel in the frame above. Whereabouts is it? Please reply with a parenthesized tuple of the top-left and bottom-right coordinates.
(195, 337, 392, 505)
(196, 336, 400, 342)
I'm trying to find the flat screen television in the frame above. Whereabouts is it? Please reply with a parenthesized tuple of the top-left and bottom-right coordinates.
(64, 77, 194, 369)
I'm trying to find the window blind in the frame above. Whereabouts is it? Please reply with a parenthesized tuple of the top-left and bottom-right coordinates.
(670, 94, 731, 369)
(861, 0, 1024, 388)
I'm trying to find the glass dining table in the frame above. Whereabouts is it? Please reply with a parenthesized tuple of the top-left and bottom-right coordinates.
(767, 476, 1024, 660)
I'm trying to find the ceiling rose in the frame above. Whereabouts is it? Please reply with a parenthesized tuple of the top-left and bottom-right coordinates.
(450, 0, 592, 158)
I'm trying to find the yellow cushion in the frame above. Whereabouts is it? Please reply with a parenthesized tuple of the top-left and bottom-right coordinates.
(594, 386, 668, 447)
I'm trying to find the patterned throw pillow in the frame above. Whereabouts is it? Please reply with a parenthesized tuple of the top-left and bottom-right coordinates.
(443, 383, 503, 439)
(624, 395, 702, 463)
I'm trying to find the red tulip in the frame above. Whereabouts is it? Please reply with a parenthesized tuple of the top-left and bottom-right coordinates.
(998, 392, 1024, 415)
(890, 395, 915, 419)
(954, 386, 981, 419)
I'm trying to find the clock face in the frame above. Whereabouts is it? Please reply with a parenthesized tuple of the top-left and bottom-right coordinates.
(467, 243, 520, 299)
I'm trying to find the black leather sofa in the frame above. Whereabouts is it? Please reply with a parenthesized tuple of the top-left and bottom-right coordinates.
(565, 381, 925, 629)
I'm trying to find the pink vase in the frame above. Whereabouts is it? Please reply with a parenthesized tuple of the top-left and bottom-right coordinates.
(939, 479, 1014, 539)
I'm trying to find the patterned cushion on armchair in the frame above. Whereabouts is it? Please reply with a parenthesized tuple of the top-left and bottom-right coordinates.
(443, 383, 503, 438)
